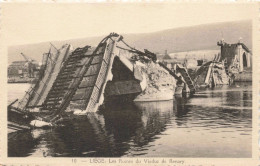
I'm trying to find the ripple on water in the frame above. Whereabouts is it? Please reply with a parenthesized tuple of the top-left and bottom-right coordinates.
(8, 83, 252, 157)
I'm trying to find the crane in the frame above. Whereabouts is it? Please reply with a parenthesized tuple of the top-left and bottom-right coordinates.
(21, 52, 29, 62)
(20, 52, 35, 78)
(20, 53, 33, 62)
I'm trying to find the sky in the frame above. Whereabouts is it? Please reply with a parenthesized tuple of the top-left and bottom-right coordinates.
(1, 3, 257, 46)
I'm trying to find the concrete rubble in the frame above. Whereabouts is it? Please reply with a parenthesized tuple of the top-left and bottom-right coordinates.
(135, 62, 176, 101)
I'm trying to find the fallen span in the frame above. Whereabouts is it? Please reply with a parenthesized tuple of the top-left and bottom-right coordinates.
(8, 33, 195, 127)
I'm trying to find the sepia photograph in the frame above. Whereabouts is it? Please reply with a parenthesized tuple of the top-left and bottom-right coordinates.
(1, 2, 259, 166)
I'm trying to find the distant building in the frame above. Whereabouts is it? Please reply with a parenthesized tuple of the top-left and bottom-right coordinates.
(8, 61, 28, 77)
(8, 60, 40, 78)
(157, 50, 171, 61)
(162, 50, 171, 60)
(157, 50, 183, 70)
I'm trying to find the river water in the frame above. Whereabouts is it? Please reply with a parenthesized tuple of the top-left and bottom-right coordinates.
(8, 82, 252, 157)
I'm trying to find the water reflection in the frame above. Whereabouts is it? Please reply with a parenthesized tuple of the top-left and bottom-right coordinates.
(8, 83, 252, 157)
(8, 130, 40, 157)
(174, 95, 190, 116)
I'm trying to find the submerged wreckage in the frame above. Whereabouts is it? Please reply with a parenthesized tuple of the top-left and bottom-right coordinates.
(8, 34, 252, 131)
(8, 33, 196, 130)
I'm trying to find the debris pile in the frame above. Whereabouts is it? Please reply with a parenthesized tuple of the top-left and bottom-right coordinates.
(194, 61, 229, 87)
(135, 62, 176, 101)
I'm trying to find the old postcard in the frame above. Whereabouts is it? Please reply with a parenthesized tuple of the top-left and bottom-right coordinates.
(0, 2, 259, 166)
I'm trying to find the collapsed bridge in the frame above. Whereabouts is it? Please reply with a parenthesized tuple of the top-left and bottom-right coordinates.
(9, 33, 195, 125)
